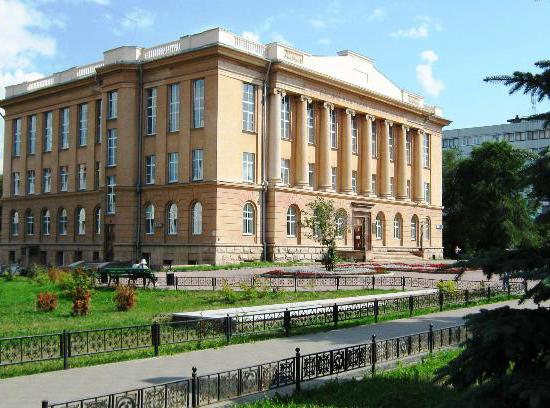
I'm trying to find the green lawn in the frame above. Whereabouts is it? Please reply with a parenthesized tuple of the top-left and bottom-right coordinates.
(171, 260, 305, 272)
(0, 277, 396, 337)
(240, 349, 461, 408)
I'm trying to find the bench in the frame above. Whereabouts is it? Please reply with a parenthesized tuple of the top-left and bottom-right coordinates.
(102, 267, 158, 287)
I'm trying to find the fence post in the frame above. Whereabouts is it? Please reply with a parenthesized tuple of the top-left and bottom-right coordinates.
(401, 276, 405, 291)
(372, 275, 375, 290)
(374, 299, 379, 323)
(438, 291, 444, 312)
(429, 323, 434, 353)
(294, 277, 297, 293)
(465, 289, 469, 306)
(284, 309, 291, 336)
(191, 367, 197, 408)
(42, 401, 49, 408)
(333, 303, 339, 328)
(487, 286, 491, 300)
(175, 276, 178, 291)
(295, 347, 301, 392)
(152, 322, 160, 356)
(62, 330, 69, 370)
(212, 277, 216, 291)
(409, 295, 414, 317)
(225, 314, 232, 344)
(336, 276, 340, 291)
(371, 334, 376, 376)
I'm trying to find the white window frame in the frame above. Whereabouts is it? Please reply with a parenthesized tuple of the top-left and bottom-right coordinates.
(242, 83, 255, 132)
(168, 83, 180, 132)
(27, 170, 36, 195)
(107, 128, 117, 166)
(242, 203, 254, 235)
(371, 121, 377, 158)
(330, 109, 337, 148)
(191, 202, 203, 235)
(77, 208, 86, 235)
(42, 210, 51, 236)
(375, 216, 383, 240)
(12, 172, 20, 196)
(26, 211, 34, 236)
(107, 91, 118, 119)
(390, 177, 394, 197)
(167, 203, 178, 235)
(146, 88, 157, 135)
(96, 100, 102, 144)
(60, 108, 69, 149)
(13, 118, 21, 157)
(393, 217, 401, 239)
(145, 204, 154, 235)
(331, 167, 337, 190)
(168, 152, 179, 183)
(192, 149, 203, 181)
(193, 79, 205, 128)
(11, 211, 19, 236)
(286, 206, 297, 237)
(424, 182, 431, 204)
(352, 171, 357, 193)
(44, 112, 53, 152)
(411, 217, 417, 241)
(78, 164, 87, 191)
(43, 169, 51, 193)
(28, 115, 37, 154)
(281, 95, 290, 140)
(423, 134, 430, 168)
(59, 209, 68, 235)
(107, 176, 116, 214)
(389, 125, 395, 161)
(60, 167, 68, 192)
(308, 163, 315, 188)
(78, 103, 88, 146)
(307, 102, 315, 144)
(406, 131, 412, 164)
(351, 116, 358, 154)
(145, 155, 156, 185)
(281, 159, 290, 185)
(95, 207, 101, 235)
(242, 152, 255, 183)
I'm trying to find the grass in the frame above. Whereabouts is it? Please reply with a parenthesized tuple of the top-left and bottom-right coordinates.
(171, 260, 305, 272)
(0, 276, 396, 337)
(239, 349, 462, 408)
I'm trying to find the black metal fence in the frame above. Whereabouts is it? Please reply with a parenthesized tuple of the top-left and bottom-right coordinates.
(1, 283, 522, 371)
(44, 323, 469, 408)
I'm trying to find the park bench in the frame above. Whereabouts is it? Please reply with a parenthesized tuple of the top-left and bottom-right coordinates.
(102, 267, 158, 287)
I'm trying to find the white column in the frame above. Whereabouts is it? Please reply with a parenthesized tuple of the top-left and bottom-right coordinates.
(413, 129, 424, 202)
(360, 115, 374, 195)
(295, 95, 311, 188)
(319, 102, 333, 191)
(379, 119, 392, 197)
(341, 108, 354, 193)
(396, 124, 408, 199)
(268, 88, 284, 185)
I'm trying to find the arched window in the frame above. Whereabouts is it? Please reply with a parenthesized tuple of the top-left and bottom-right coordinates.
(336, 210, 347, 239)
(191, 202, 202, 235)
(242, 202, 255, 235)
(26, 210, 34, 236)
(94, 207, 101, 235)
(58, 208, 68, 235)
(286, 206, 297, 237)
(11, 211, 19, 236)
(375, 214, 383, 240)
(42, 210, 51, 236)
(411, 216, 418, 241)
(167, 203, 178, 235)
(425, 217, 431, 241)
(145, 204, 154, 235)
(76, 208, 86, 235)
(393, 215, 401, 239)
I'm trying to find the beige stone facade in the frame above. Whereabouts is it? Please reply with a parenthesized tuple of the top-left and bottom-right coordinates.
(0, 29, 449, 267)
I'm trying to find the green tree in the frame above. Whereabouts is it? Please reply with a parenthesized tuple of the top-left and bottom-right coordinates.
(302, 198, 348, 271)
(437, 63, 550, 408)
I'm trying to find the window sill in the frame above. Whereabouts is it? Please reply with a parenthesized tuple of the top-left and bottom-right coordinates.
(167, 130, 180, 134)
(242, 129, 257, 135)
(191, 126, 205, 130)
(146, 133, 156, 137)
(107, 117, 117, 121)
(243, 233, 253, 236)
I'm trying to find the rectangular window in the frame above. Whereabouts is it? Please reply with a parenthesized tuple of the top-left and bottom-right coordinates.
(242, 152, 255, 182)
(12, 172, 21, 196)
(308, 163, 315, 187)
(192, 149, 203, 181)
(43, 168, 51, 193)
(94, 161, 100, 190)
(406, 179, 411, 198)
(146, 88, 157, 135)
(424, 182, 431, 203)
(351, 116, 358, 154)
(168, 83, 180, 132)
(78, 164, 87, 190)
(330, 109, 337, 148)
(168, 152, 179, 183)
(192, 79, 204, 128)
(371, 121, 378, 158)
(27, 170, 36, 194)
(78, 103, 88, 146)
(281, 159, 290, 185)
(406, 131, 412, 164)
(352, 171, 357, 193)
(95, 99, 102, 144)
(107, 175, 116, 214)
(28, 115, 37, 154)
(371, 174, 376, 195)
(60, 108, 69, 149)
(107, 128, 117, 166)
(331, 167, 337, 190)
(242, 83, 255, 131)
(390, 177, 394, 196)
(389, 125, 395, 161)
(307, 102, 315, 144)
(13, 118, 22, 156)
(281, 95, 290, 139)
(107, 91, 117, 119)
(423, 134, 430, 168)
(59, 166, 68, 192)
(44, 111, 53, 152)
(145, 155, 156, 184)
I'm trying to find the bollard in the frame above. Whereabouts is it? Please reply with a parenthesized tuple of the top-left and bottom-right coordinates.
(212, 277, 216, 291)
(401, 276, 405, 291)
(225, 314, 232, 344)
(374, 299, 379, 323)
(371, 334, 377, 376)
(191, 367, 197, 408)
(429, 323, 434, 353)
(333, 303, 339, 328)
(295, 348, 301, 392)
(284, 309, 291, 336)
(152, 322, 160, 356)
(372, 275, 375, 290)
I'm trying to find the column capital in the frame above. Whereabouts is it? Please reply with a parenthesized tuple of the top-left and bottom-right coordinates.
(401, 124, 410, 132)
(300, 95, 312, 103)
(365, 114, 376, 122)
(323, 101, 334, 110)
(345, 108, 356, 116)
(273, 87, 286, 97)
(384, 119, 393, 127)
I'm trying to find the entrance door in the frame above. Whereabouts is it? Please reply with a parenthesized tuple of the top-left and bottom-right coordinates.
(353, 218, 365, 250)
(105, 224, 115, 261)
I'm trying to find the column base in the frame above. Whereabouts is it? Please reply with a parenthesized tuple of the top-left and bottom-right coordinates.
(318, 186, 333, 192)
(294, 182, 311, 189)
(396, 195, 408, 200)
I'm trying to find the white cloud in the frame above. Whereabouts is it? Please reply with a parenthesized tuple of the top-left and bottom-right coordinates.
(86, 0, 110, 4)
(271, 32, 291, 46)
(309, 19, 326, 29)
(391, 22, 429, 39)
(416, 50, 444, 97)
(317, 37, 331, 45)
(121, 7, 154, 29)
(241, 16, 280, 44)
(242, 31, 260, 42)
(367, 8, 386, 21)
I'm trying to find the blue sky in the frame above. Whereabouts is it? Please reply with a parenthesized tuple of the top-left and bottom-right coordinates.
(1, 0, 549, 165)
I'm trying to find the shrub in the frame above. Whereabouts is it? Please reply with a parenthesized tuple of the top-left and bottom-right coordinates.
(238, 281, 258, 300)
(437, 280, 458, 294)
(60, 268, 95, 297)
(36, 292, 58, 312)
(48, 267, 70, 283)
(28, 263, 48, 278)
(220, 280, 238, 304)
(113, 285, 137, 311)
(72, 287, 91, 316)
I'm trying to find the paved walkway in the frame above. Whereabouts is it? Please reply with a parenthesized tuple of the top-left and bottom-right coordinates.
(0, 299, 543, 408)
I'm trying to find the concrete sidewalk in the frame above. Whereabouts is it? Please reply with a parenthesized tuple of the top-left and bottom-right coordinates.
(0, 299, 540, 408)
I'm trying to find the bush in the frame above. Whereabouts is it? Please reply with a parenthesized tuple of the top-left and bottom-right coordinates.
(437, 280, 458, 294)
(238, 281, 258, 300)
(28, 263, 48, 278)
(36, 292, 58, 312)
(220, 280, 238, 304)
(48, 267, 70, 284)
(72, 287, 91, 316)
(113, 285, 137, 311)
(60, 268, 95, 297)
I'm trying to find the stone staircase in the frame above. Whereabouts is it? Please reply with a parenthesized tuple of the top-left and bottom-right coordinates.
(369, 250, 424, 263)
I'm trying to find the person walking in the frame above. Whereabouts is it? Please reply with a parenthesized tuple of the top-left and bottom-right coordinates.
(454, 245, 462, 260)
